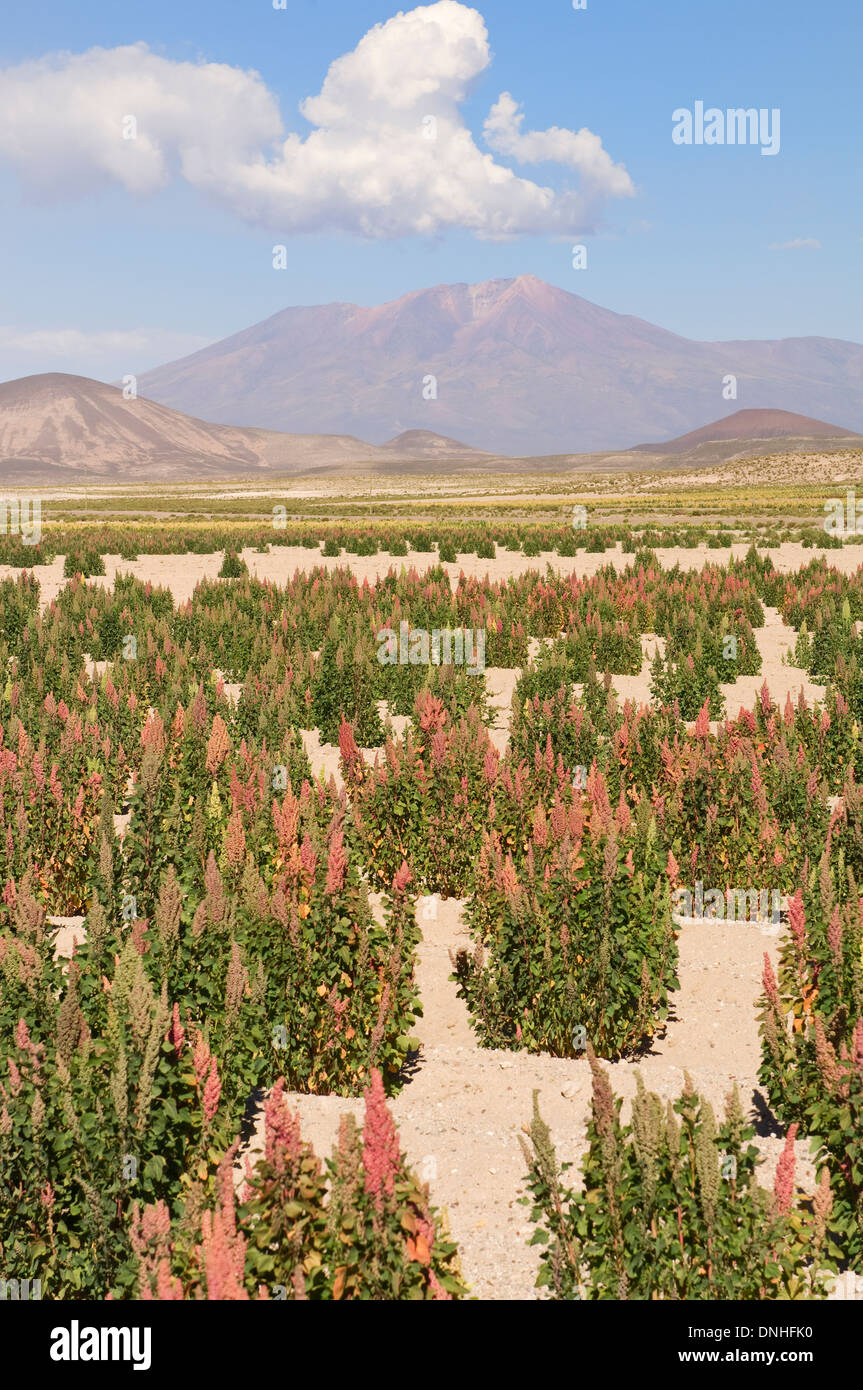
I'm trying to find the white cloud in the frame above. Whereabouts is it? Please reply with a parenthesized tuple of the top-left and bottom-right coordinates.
(0, 2, 633, 239)
(0, 44, 281, 201)
(0, 327, 211, 359)
(768, 238, 822, 250)
(484, 93, 634, 198)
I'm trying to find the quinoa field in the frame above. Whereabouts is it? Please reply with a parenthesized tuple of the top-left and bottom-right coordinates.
(2, 514, 863, 1312)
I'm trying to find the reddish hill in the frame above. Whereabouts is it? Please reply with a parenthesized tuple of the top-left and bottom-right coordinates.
(630, 408, 861, 454)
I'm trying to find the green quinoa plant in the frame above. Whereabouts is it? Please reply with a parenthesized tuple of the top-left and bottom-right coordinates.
(521, 1060, 833, 1299)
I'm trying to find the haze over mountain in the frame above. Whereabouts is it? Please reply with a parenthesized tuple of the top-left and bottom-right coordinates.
(135, 275, 863, 455)
(377, 429, 493, 460)
(0, 373, 489, 481)
(631, 408, 862, 455)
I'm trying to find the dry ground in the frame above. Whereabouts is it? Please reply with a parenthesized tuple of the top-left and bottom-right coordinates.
(8, 535, 863, 612)
(26, 539, 863, 1300)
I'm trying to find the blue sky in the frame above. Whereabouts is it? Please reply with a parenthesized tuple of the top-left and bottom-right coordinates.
(0, 0, 860, 385)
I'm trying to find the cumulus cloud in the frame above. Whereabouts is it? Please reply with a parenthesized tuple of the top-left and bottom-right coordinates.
(768, 238, 822, 250)
(0, 1, 633, 239)
(0, 44, 281, 200)
(483, 93, 634, 198)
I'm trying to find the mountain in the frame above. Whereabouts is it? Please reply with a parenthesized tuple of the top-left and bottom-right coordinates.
(630, 408, 862, 454)
(135, 275, 863, 455)
(0, 373, 263, 480)
(0, 373, 489, 480)
(377, 429, 492, 460)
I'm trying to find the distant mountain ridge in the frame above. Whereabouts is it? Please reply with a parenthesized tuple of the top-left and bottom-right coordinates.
(135, 275, 863, 454)
(1, 374, 860, 483)
(0, 373, 488, 480)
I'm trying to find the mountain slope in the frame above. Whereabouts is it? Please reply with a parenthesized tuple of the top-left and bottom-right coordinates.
(0, 373, 488, 480)
(631, 408, 861, 454)
(135, 275, 863, 454)
(0, 373, 266, 478)
(377, 429, 491, 459)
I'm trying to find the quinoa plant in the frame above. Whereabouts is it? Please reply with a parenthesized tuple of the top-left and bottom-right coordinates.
(129, 1070, 465, 1300)
(521, 1060, 833, 1299)
(456, 777, 677, 1058)
(760, 874, 863, 1267)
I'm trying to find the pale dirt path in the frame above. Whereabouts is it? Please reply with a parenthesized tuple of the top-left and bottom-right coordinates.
(719, 604, 826, 714)
(266, 896, 809, 1300)
(484, 666, 519, 756)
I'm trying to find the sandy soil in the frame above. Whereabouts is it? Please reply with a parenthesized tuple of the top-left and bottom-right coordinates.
(5, 538, 863, 613)
(242, 897, 803, 1300)
(242, 602, 832, 1299)
(23, 542, 863, 1299)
